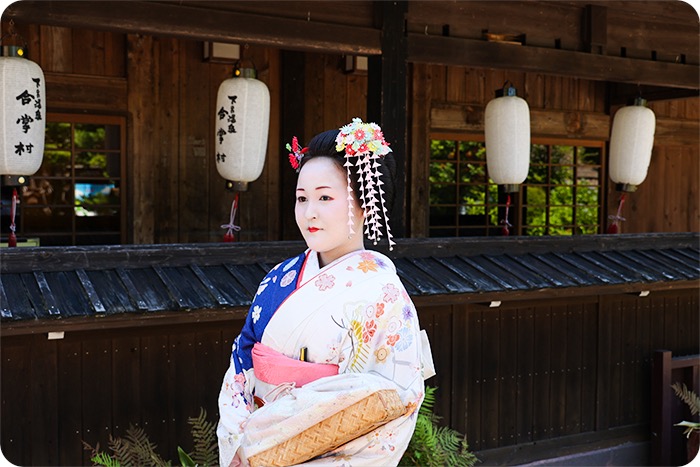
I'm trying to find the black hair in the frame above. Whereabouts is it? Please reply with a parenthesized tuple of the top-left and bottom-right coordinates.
(301, 128, 397, 214)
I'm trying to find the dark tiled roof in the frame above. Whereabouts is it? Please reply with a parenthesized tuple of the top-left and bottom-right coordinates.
(1, 233, 698, 321)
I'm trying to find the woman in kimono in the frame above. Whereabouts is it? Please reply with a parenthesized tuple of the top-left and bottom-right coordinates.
(218, 119, 433, 467)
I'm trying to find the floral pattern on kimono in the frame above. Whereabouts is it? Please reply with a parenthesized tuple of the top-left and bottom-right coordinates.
(218, 249, 427, 467)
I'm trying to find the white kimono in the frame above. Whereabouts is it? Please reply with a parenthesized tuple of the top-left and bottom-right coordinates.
(218, 249, 434, 466)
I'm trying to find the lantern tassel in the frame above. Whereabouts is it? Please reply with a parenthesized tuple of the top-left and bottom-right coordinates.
(221, 192, 241, 242)
(8, 188, 17, 247)
(607, 193, 626, 234)
(500, 194, 512, 236)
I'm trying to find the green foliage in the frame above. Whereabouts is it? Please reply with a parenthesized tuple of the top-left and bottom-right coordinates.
(84, 409, 218, 467)
(400, 386, 478, 467)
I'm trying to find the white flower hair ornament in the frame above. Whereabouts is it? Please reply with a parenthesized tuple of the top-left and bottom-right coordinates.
(335, 118, 394, 249)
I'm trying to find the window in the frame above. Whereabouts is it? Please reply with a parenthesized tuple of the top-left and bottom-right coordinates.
(13, 114, 126, 246)
(429, 137, 604, 237)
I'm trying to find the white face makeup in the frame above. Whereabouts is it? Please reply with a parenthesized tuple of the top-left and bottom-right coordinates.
(295, 157, 365, 267)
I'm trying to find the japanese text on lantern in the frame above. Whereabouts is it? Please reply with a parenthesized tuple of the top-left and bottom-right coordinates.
(14, 77, 43, 157)
(215, 94, 237, 163)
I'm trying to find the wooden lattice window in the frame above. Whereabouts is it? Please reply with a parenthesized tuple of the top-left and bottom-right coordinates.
(17, 113, 126, 246)
(429, 137, 605, 237)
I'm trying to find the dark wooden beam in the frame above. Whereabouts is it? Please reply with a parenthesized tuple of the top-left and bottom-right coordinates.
(408, 34, 699, 90)
(609, 83, 700, 106)
(3, 1, 381, 55)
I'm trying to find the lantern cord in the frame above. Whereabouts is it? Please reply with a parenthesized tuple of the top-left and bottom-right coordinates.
(606, 193, 626, 234)
(8, 189, 17, 247)
(221, 192, 241, 242)
(500, 194, 512, 236)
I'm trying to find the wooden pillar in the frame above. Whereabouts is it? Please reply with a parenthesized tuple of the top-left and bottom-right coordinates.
(368, 0, 408, 239)
(280, 50, 306, 240)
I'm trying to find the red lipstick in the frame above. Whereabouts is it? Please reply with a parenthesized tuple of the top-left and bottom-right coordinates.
(308, 227, 319, 233)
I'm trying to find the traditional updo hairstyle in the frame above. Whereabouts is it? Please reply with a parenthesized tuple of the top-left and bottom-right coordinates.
(301, 129, 397, 224)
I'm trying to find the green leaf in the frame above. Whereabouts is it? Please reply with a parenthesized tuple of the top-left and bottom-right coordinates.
(178, 446, 196, 467)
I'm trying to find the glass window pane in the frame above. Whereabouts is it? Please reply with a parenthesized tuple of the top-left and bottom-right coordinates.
(76, 212, 120, 231)
(531, 144, 548, 165)
(45, 122, 71, 149)
(41, 149, 71, 177)
(551, 165, 574, 184)
(75, 182, 120, 208)
(549, 206, 573, 227)
(430, 140, 456, 160)
(429, 162, 456, 183)
(429, 183, 456, 205)
(74, 124, 107, 150)
(576, 204, 599, 229)
(458, 141, 485, 161)
(429, 206, 456, 227)
(459, 184, 486, 208)
(523, 185, 546, 207)
(551, 186, 573, 206)
(578, 146, 601, 165)
(22, 179, 74, 206)
(551, 145, 574, 165)
(459, 162, 486, 183)
(22, 206, 73, 232)
(576, 184, 599, 206)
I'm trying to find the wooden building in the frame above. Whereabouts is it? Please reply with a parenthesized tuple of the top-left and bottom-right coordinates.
(1, 1, 698, 465)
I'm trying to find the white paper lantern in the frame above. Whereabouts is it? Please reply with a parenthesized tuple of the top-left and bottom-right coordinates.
(484, 86, 531, 192)
(215, 68, 270, 191)
(608, 98, 656, 192)
(0, 50, 45, 176)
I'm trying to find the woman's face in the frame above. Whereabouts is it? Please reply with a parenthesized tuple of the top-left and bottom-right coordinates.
(295, 157, 364, 267)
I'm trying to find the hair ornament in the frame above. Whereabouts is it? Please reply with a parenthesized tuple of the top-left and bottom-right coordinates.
(286, 136, 308, 172)
(335, 118, 394, 249)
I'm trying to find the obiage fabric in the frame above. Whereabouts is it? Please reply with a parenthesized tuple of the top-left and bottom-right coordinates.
(217, 249, 432, 467)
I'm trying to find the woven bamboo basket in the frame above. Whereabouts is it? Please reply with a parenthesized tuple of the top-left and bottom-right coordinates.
(248, 389, 406, 467)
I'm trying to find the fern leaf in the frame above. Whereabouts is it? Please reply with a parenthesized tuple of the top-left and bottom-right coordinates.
(187, 408, 218, 466)
(400, 386, 478, 467)
(91, 452, 121, 467)
(672, 382, 700, 416)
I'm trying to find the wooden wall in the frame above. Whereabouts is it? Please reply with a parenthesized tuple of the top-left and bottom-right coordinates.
(418, 288, 699, 452)
(3, 14, 698, 245)
(409, 61, 700, 237)
(2, 287, 697, 465)
(615, 99, 700, 234)
(7, 21, 365, 244)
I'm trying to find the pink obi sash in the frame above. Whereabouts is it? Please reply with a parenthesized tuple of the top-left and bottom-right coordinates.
(252, 342, 339, 388)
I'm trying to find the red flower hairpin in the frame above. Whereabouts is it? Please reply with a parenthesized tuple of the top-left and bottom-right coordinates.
(286, 136, 308, 171)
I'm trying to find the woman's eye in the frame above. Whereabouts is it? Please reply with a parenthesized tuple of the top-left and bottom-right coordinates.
(296, 196, 307, 203)
(320, 195, 333, 201)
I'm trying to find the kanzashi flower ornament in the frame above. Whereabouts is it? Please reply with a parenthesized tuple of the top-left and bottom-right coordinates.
(286, 136, 308, 172)
(335, 118, 394, 249)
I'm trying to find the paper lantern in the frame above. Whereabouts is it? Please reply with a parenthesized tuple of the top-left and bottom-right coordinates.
(484, 85, 530, 192)
(608, 97, 656, 192)
(0, 46, 45, 175)
(215, 67, 270, 191)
